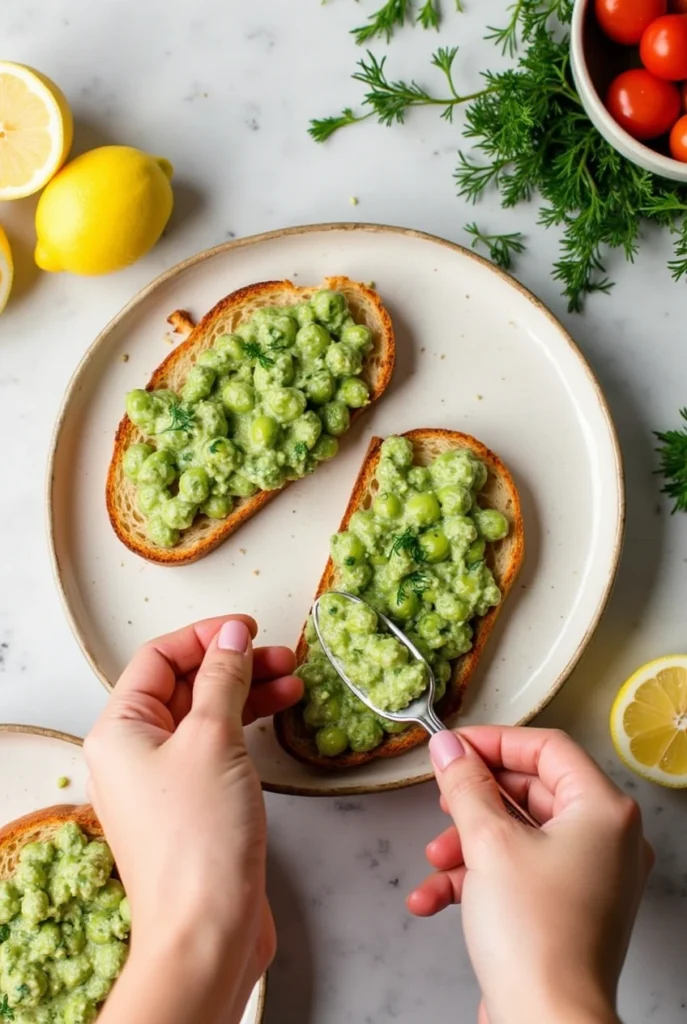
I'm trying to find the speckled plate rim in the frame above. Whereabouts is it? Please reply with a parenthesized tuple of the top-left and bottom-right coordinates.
(46, 221, 625, 797)
(0, 724, 268, 1022)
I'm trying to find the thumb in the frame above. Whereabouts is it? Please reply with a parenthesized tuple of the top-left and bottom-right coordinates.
(429, 730, 511, 859)
(191, 619, 254, 723)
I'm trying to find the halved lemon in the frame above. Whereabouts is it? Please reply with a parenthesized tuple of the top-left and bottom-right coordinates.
(610, 655, 687, 787)
(0, 226, 13, 313)
(0, 62, 73, 200)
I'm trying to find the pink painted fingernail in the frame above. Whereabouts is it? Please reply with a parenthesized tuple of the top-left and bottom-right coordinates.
(429, 731, 465, 772)
(218, 620, 250, 653)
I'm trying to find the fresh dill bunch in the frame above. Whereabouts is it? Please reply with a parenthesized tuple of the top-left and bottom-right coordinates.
(464, 223, 525, 270)
(656, 410, 687, 513)
(351, 0, 462, 44)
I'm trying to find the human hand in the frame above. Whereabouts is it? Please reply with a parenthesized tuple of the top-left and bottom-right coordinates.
(85, 615, 303, 1024)
(407, 726, 653, 1024)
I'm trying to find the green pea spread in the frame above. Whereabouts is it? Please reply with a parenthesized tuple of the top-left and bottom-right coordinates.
(123, 290, 373, 549)
(0, 823, 130, 1023)
(296, 436, 509, 758)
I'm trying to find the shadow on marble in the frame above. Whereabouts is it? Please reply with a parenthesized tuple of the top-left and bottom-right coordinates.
(265, 846, 315, 1024)
(2, 194, 42, 306)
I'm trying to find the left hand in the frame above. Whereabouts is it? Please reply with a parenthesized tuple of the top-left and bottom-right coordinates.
(86, 615, 303, 1024)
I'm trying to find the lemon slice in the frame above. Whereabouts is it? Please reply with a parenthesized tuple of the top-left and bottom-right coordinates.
(0, 226, 13, 313)
(0, 62, 73, 200)
(610, 655, 687, 787)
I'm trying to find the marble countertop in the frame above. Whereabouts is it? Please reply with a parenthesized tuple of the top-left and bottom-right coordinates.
(2, 0, 687, 1020)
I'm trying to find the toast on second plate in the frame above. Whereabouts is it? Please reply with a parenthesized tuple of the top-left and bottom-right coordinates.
(275, 428, 524, 769)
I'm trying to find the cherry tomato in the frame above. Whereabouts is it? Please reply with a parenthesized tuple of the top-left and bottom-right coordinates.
(595, 0, 667, 44)
(606, 68, 682, 138)
(669, 112, 687, 157)
(640, 14, 687, 78)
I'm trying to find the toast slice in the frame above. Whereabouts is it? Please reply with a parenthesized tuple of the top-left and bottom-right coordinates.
(274, 428, 525, 770)
(106, 276, 395, 565)
(0, 805, 103, 877)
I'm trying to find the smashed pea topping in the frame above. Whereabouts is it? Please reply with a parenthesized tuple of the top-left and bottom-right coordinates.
(296, 437, 509, 758)
(123, 291, 374, 548)
(0, 823, 129, 1023)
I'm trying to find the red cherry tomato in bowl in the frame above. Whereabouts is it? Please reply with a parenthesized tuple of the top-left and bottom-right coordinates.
(606, 68, 681, 138)
(640, 14, 687, 78)
(595, 0, 667, 44)
(669, 113, 687, 158)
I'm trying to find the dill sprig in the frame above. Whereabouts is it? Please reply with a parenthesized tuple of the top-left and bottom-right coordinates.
(0, 995, 14, 1021)
(397, 569, 430, 603)
(315, 0, 687, 311)
(243, 341, 275, 370)
(166, 402, 195, 433)
(390, 527, 427, 563)
(464, 223, 525, 271)
(293, 441, 309, 460)
(351, 0, 462, 43)
(656, 410, 687, 513)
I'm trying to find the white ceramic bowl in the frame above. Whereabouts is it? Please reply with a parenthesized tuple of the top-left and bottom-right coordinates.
(571, 0, 687, 182)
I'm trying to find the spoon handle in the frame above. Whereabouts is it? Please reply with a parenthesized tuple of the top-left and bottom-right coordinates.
(419, 714, 539, 829)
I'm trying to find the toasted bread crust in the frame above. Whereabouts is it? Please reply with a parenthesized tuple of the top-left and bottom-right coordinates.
(106, 277, 395, 565)
(274, 428, 525, 770)
(0, 805, 103, 878)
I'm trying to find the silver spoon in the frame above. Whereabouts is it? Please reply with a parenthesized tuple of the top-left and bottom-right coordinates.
(312, 591, 538, 828)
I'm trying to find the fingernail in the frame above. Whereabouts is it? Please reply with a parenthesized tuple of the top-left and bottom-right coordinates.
(429, 731, 465, 772)
(218, 620, 250, 653)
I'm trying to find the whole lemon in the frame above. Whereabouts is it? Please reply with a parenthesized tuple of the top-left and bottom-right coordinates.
(34, 146, 174, 274)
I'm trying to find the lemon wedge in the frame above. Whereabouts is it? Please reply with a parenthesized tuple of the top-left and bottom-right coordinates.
(610, 655, 687, 787)
(0, 62, 73, 200)
(0, 227, 13, 313)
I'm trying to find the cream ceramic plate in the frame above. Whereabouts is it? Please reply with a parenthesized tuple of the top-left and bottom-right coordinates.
(48, 224, 624, 796)
(0, 726, 266, 1024)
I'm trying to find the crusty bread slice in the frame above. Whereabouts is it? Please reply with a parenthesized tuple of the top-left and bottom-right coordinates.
(274, 428, 525, 770)
(106, 277, 395, 566)
(0, 805, 103, 878)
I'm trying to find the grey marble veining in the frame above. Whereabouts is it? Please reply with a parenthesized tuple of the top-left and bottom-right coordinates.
(2, 0, 687, 1020)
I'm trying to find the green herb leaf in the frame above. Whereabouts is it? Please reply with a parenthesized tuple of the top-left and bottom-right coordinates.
(243, 342, 275, 370)
(397, 569, 430, 603)
(166, 402, 195, 433)
(390, 527, 427, 564)
(344, 555, 357, 567)
(352, 0, 410, 44)
(656, 409, 687, 513)
(0, 925, 9, 944)
(417, 1, 440, 30)
(464, 223, 526, 271)
(0, 995, 13, 1020)
(209, 439, 225, 454)
(293, 441, 309, 460)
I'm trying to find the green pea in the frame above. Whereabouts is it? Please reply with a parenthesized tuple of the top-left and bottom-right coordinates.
(296, 323, 330, 359)
(222, 380, 255, 414)
(419, 527, 450, 563)
(316, 726, 349, 757)
(197, 348, 231, 374)
(405, 492, 441, 527)
(434, 593, 470, 623)
(311, 290, 348, 332)
(160, 498, 197, 531)
(304, 369, 335, 405)
(178, 467, 210, 505)
(228, 472, 259, 498)
(320, 401, 350, 437)
(381, 435, 414, 469)
(181, 365, 215, 404)
(267, 387, 307, 424)
(125, 389, 155, 430)
(466, 538, 487, 564)
(325, 343, 362, 378)
(257, 313, 297, 350)
(473, 508, 509, 542)
(388, 587, 419, 620)
(251, 415, 279, 448)
(348, 717, 384, 753)
(293, 302, 316, 328)
(417, 612, 448, 645)
(472, 459, 488, 491)
(373, 492, 403, 520)
(291, 411, 322, 451)
(337, 376, 370, 409)
(202, 494, 233, 519)
(311, 434, 339, 462)
(304, 697, 342, 729)
(122, 443, 154, 482)
(340, 323, 372, 353)
(215, 334, 246, 362)
(253, 352, 295, 390)
(137, 450, 176, 488)
(437, 485, 472, 515)
(146, 517, 179, 548)
(330, 531, 365, 566)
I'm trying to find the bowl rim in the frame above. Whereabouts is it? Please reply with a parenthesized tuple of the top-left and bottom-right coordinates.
(570, 0, 687, 181)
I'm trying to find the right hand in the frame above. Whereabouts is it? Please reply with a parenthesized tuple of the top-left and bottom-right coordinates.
(407, 726, 654, 1024)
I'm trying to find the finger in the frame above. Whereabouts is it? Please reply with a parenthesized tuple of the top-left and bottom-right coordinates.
(167, 679, 193, 726)
(243, 675, 304, 725)
(406, 867, 466, 917)
(191, 619, 253, 723)
(457, 726, 620, 813)
(429, 731, 512, 862)
(426, 825, 464, 871)
(113, 615, 257, 706)
(494, 770, 555, 824)
(252, 646, 296, 682)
